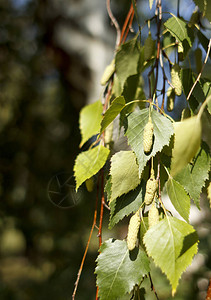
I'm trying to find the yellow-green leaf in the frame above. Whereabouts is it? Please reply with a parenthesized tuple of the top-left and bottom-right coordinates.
(100, 96, 125, 134)
(171, 116, 202, 177)
(79, 100, 103, 147)
(74, 145, 109, 190)
(143, 217, 198, 296)
(110, 151, 140, 202)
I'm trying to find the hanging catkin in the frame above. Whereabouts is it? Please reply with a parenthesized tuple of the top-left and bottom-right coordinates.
(127, 211, 141, 251)
(143, 116, 154, 154)
(148, 202, 159, 228)
(171, 64, 182, 96)
(144, 172, 158, 205)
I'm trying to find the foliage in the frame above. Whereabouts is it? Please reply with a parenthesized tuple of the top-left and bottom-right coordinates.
(73, 0, 211, 298)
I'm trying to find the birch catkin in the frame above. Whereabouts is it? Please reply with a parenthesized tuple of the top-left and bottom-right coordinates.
(143, 117, 154, 154)
(148, 202, 159, 228)
(144, 174, 158, 205)
(171, 64, 182, 96)
(167, 86, 175, 112)
(144, 32, 155, 61)
(127, 211, 141, 251)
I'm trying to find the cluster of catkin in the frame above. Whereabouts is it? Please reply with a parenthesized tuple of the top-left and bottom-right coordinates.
(127, 117, 159, 251)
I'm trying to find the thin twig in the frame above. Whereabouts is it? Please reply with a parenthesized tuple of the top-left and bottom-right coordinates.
(148, 273, 160, 300)
(187, 39, 211, 101)
(106, 0, 121, 47)
(72, 188, 99, 300)
(120, 3, 134, 44)
(122, 8, 135, 43)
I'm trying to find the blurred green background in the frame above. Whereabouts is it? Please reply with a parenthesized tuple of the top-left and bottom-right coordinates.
(0, 0, 210, 299)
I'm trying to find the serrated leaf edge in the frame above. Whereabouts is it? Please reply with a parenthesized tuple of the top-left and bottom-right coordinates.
(143, 218, 199, 295)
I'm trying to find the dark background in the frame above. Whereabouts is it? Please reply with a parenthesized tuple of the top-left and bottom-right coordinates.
(0, 0, 210, 299)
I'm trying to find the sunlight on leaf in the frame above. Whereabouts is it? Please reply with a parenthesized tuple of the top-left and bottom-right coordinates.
(144, 217, 198, 296)
(171, 116, 201, 177)
(74, 145, 109, 190)
(79, 100, 103, 147)
(110, 151, 140, 202)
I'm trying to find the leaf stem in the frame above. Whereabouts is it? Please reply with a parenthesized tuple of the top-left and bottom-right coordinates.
(187, 39, 211, 101)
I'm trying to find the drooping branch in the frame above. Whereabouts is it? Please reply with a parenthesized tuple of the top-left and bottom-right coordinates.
(106, 0, 121, 47)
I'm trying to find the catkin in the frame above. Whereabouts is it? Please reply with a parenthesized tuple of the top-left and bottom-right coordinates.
(148, 202, 159, 228)
(171, 64, 182, 96)
(144, 32, 155, 61)
(127, 211, 141, 251)
(143, 117, 154, 154)
(167, 87, 175, 112)
(144, 175, 158, 205)
(100, 59, 115, 86)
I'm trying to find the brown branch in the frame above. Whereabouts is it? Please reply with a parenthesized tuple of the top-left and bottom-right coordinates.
(72, 188, 99, 300)
(187, 39, 211, 101)
(106, 0, 121, 47)
(148, 273, 160, 300)
(122, 7, 135, 44)
(119, 3, 134, 45)
(148, 0, 162, 101)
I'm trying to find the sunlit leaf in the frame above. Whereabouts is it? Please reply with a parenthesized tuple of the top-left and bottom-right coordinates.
(95, 239, 150, 300)
(74, 145, 109, 190)
(125, 108, 174, 177)
(100, 96, 125, 134)
(79, 100, 103, 147)
(171, 116, 202, 177)
(110, 151, 140, 202)
(173, 142, 210, 208)
(164, 15, 193, 46)
(144, 217, 198, 296)
(166, 178, 190, 222)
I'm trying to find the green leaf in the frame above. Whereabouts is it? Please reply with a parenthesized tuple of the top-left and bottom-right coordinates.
(110, 151, 140, 202)
(115, 37, 140, 92)
(197, 30, 211, 60)
(123, 74, 145, 103)
(125, 108, 174, 177)
(166, 178, 190, 222)
(143, 217, 198, 296)
(164, 15, 193, 46)
(95, 239, 150, 300)
(74, 145, 110, 190)
(171, 116, 202, 177)
(109, 181, 145, 229)
(79, 100, 103, 147)
(100, 96, 125, 134)
(149, 0, 154, 9)
(174, 142, 210, 208)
